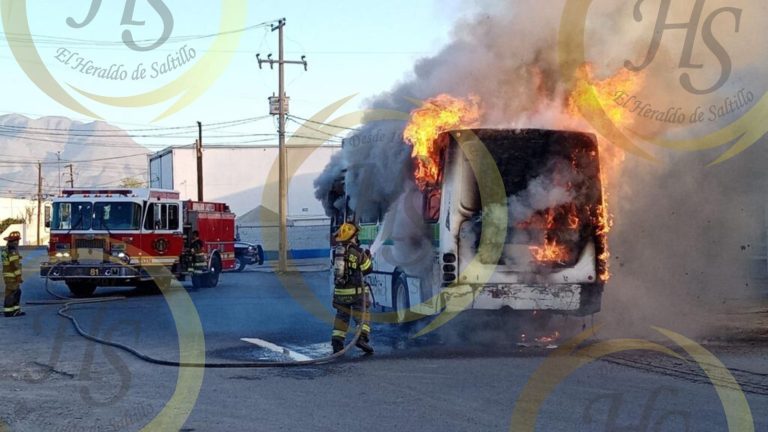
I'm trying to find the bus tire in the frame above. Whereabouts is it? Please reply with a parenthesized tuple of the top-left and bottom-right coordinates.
(392, 275, 410, 325)
(66, 281, 97, 298)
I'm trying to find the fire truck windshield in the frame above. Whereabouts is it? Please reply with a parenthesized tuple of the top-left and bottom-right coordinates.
(50, 201, 143, 231)
(50, 201, 93, 231)
(93, 202, 143, 230)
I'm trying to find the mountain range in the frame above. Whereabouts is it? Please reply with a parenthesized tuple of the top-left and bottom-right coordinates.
(0, 114, 150, 199)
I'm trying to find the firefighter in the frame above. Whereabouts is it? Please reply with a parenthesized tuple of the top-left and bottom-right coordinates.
(331, 222, 374, 354)
(190, 230, 204, 252)
(189, 230, 207, 274)
(3, 231, 25, 318)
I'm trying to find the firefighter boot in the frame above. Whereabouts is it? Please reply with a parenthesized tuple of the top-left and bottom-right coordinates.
(355, 334, 374, 354)
(331, 338, 344, 354)
(4, 310, 26, 318)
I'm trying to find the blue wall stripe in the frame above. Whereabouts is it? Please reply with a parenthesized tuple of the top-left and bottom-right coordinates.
(263, 249, 330, 260)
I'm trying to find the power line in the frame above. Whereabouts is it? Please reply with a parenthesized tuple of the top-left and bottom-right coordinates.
(286, 114, 363, 131)
(286, 117, 343, 138)
(0, 152, 149, 166)
(0, 176, 38, 186)
(0, 21, 277, 48)
(0, 132, 151, 148)
(0, 127, 278, 139)
(0, 115, 270, 133)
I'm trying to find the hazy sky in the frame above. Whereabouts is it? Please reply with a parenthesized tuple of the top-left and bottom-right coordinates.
(0, 1, 468, 151)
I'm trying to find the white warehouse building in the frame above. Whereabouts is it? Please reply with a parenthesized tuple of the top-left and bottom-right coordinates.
(148, 144, 341, 258)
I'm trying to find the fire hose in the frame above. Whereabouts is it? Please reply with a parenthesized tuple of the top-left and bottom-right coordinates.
(27, 263, 367, 368)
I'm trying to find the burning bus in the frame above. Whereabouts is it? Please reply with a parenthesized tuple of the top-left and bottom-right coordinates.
(326, 126, 608, 322)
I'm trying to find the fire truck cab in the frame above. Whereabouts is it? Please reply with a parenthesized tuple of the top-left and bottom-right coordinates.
(40, 188, 236, 297)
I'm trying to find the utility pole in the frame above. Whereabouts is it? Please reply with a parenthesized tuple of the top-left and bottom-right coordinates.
(256, 18, 308, 272)
(65, 164, 74, 188)
(56, 151, 61, 195)
(196, 121, 204, 201)
(36, 162, 42, 246)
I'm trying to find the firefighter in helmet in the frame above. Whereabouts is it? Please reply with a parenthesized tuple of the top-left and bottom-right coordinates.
(3, 231, 25, 318)
(331, 222, 374, 354)
(188, 230, 207, 274)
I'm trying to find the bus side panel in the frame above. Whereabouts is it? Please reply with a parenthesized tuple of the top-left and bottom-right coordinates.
(359, 223, 394, 308)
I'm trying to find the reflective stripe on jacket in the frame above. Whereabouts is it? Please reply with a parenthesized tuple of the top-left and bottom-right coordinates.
(1, 248, 22, 281)
(334, 243, 372, 291)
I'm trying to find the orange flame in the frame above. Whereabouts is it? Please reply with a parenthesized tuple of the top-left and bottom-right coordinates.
(568, 63, 645, 130)
(529, 239, 569, 263)
(520, 203, 582, 264)
(565, 64, 639, 281)
(595, 202, 613, 281)
(567, 212, 579, 229)
(534, 330, 561, 345)
(404, 94, 482, 189)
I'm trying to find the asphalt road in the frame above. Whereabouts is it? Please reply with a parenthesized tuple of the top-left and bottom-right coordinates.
(1, 249, 766, 431)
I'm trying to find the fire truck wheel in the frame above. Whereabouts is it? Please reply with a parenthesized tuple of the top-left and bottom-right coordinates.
(66, 281, 97, 298)
(205, 254, 222, 288)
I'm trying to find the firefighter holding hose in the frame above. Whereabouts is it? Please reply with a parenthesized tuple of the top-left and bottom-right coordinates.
(3, 231, 25, 318)
(331, 223, 374, 354)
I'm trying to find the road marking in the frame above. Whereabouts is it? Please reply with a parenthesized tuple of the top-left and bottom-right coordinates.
(240, 338, 312, 361)
(287, 342, 332, 359)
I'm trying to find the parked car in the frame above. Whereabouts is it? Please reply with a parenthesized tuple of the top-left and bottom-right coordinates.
(233, 242, 264, 272)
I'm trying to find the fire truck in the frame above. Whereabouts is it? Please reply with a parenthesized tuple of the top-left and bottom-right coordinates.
(40, 188, 236, 297)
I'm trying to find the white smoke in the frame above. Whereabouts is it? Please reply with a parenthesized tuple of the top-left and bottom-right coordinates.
(507, 159, 578, 224)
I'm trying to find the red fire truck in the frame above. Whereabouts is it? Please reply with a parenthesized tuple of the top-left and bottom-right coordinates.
(40, 188, 236, 297)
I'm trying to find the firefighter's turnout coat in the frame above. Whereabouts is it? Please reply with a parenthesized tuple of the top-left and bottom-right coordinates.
(2, 246, 23, 316)
(331, 242, 373, 341)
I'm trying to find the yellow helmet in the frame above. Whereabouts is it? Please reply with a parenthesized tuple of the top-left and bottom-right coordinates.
(334, 223, 359, 242)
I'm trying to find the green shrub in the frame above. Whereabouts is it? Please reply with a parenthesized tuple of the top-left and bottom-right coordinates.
(0, 218, 24, 234)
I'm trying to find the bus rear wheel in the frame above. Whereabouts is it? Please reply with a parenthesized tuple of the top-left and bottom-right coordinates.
(393, 276, 410, 325)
